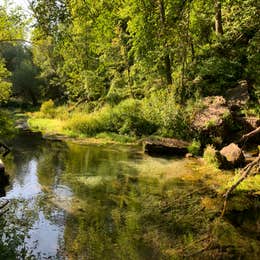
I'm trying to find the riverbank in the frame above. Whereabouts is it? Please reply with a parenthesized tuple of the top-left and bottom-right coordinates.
(0, 110, 259, 258)
(2, 128, 260, 259)
(28, 117, 138, 145)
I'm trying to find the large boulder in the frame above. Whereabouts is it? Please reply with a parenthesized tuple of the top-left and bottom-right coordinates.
(143, 137, 190, 156)
(220, 143, 245, 168)
(193, 96, 229, 131)
(192, 96, 231, 146)
(225, 80, 250, 110)
(234, 116, 260, 132)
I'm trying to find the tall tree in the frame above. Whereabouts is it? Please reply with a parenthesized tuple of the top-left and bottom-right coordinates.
(214, 0, 223, 35)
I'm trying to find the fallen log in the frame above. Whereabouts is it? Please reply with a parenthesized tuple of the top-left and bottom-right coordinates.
(239, 126, 260, 144)
(221, 153, 260, 217)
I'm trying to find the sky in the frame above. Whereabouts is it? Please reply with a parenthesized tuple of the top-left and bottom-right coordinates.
(0, 0, 30, 11)
(13, 0, 29, 9)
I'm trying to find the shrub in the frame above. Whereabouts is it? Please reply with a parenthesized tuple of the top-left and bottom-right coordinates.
(40, 99, 56, 118)
(203, 145, 220, 168)
(65, 112, 104, 136)
(188, 140, 201, 155)
(65, 99, 157, 137)
(108, 99, 156, 136)
(141, 90, 190, 139)
(55, 105, 70, 120)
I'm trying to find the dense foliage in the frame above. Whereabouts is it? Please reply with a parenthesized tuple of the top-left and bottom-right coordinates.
(28, 0, 259, 102)
(0, 0, 259, 140)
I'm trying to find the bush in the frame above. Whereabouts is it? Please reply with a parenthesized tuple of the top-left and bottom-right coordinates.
(108, 99, 156, 136)
(65, 112, 104, 136)
(141, 90, 190, 139)
(188, 140, 201, 155)
(40, 99, 56, 118)
(203, 145, 220, 168)
(65, 99, 157, 137)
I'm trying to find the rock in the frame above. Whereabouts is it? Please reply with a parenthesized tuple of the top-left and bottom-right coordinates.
(235, 116, 260, 131)
(192, 96, 230, 131)
(15, 118, 29, 130)
(192, 96, 231, 146)
(225, 80, 250, 110)
(143, 137, 190, 156)
(220, 143, 245, 168)
(185, 153, 194, 158)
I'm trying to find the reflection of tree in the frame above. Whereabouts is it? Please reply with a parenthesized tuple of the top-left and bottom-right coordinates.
(0, 200, 37, 258)
(62, 143, 143, 259)
(37, 141, 68, 188)
(0, 173, 9, 197)
(1, 133, 69, 258)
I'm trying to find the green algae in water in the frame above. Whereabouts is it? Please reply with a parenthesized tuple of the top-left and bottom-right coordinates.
(1, 131, 260, 259)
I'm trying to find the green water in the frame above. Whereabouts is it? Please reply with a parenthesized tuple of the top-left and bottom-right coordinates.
(0, 131, 189, 259)
(1, 130, 260, 259)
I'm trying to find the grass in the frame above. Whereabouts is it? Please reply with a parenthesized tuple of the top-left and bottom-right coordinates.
(28, 99, 151, 143)
(28, 92, 194, 145)
(28, 118, 67, 135)
(28, 116, 138, 145)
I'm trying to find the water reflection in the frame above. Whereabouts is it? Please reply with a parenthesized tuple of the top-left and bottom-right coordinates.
(6, 158, 41, 199)
(1, 131, 197, 259)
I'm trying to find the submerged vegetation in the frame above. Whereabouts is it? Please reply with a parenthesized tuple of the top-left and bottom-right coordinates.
(1, 136, 260, 259)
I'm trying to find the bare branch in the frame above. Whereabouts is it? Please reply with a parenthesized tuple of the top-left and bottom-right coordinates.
(221, 154, 260, 217)
(239, 126, 260, 144)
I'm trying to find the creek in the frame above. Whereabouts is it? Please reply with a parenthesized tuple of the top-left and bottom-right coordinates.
(0, 129, 259, 259)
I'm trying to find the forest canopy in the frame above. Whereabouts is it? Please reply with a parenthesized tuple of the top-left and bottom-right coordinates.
(0, 0, 259, 141)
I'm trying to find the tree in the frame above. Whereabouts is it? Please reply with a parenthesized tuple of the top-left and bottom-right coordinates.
(214, 0, 223, 35)
(0, 59, 11, 104)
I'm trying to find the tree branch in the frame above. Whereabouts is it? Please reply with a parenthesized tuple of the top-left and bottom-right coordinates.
(221, 154, 260, 217)
(239, 126, 260, 144)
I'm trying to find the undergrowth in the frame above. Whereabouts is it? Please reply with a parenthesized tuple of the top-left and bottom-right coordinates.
(28, 91, 198, 142)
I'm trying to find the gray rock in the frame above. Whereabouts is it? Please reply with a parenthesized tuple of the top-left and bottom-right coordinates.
(143, 137, 190, 156)
(220, 143, 245, 168)
(192, 96, 230, 131)
(226, 80, 250, 109)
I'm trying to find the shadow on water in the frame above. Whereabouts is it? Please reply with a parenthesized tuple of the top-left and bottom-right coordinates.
(0, 129, 259, 259)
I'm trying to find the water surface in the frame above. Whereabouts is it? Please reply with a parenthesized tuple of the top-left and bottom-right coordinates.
(1, 130, 194, 259)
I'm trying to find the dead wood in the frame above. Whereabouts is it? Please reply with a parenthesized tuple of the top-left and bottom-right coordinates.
(239, 126, 260, 144)
(221, 154, 260, 217)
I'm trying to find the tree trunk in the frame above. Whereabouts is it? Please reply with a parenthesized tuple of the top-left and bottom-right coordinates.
(214, 0, 223, 35)
(159, 0, 172, 85)
(28, 89, 38, 106)
(164, 54, 172, 85)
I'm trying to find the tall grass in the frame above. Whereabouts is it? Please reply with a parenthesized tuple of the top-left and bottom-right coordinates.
(65, 99, 156, 137)
(30, 93, 195, 141)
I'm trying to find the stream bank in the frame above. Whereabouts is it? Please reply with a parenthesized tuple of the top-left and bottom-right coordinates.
(0, 120, 259, 258)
